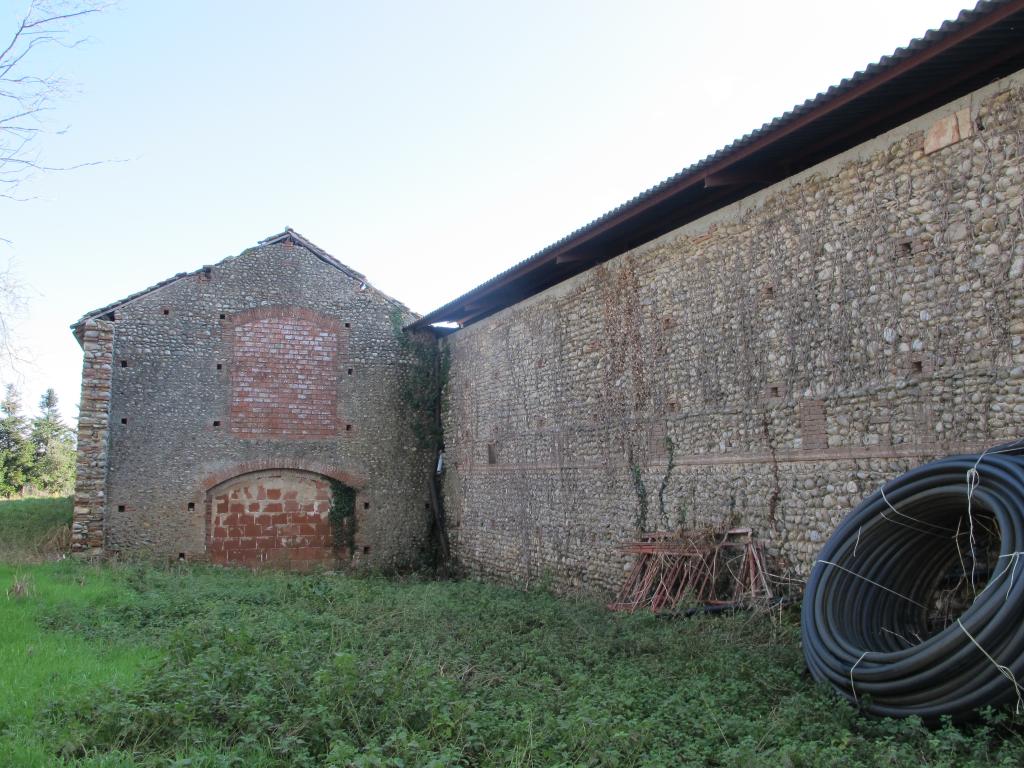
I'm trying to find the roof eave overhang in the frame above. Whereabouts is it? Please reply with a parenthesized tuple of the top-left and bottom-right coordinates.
(409, 0, 1024, 331)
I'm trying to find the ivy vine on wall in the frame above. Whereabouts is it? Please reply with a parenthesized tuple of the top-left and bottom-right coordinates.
(329, 480, 356, 555)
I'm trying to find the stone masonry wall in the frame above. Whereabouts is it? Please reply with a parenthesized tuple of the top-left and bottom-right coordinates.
(70, 319, 114, 554)
(442, 70, 1024, 595)
(75, 239, 434, 568)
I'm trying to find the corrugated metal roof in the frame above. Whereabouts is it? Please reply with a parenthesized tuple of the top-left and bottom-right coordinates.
(411, 0, 1024, 329)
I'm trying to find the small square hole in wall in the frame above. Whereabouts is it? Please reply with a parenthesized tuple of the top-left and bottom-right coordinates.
(770, 386, 780, 398)
(344, 322, 351, 328)
(347, 368, 353, 375)
(219, 313, 226, 320)
(120, 417, 127, 425)
(120, 360, 128, 368)
(363, 502, 369, 510)
(487, 443, 497, 464)
(912, 360, 923, 374)
(898, 240, 913, 258)
(187, 502, 195, 512)
(162, 308, 170, 316)
(213, 420, 221, 427)
(764, 285, 775, 298)
(216, 363, 222, 370)
(362, 546, 370, 554)
(117, 505, 125, 513)
(425, 501, 431, 510)
(178, 552, 187, 561)
(345, 424, 352, 431)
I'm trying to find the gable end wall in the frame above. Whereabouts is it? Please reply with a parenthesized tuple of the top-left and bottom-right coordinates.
(72, 242, 433, 568)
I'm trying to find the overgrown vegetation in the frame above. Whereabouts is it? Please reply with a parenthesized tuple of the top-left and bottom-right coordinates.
(390, 309, 451, 565)
(2, 499, 1024, 766)
(329, 480, 357, 555)
(0, 495, 72, 562)
(390, 310, 450, 454)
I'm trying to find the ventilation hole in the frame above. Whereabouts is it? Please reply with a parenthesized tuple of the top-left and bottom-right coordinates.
(216, 363, 222, 370)
(912, 360, 923, 374)
(347, 368, 353, 375)
(770, 386, 780, 398)
(362, 545, 370, 554)
(344, 322, 351, 328)
(117, 505, 125, 513)
(899, 240, 913, 257)
(120, 417, 128, 424)
(213, 420, 221, 427)
(345, 424, 352, 431)
(425, 502, 431, 509)
(178, 552, 187, 561)
(219, 313, 226, 320)
(363, 502, 369, 510)
(487, 443, 497, 464)
(187, 502, 195, 511)
(120, 360, 128, 368)
(162, 308, 170, 315)
(764, 285, 774, 298)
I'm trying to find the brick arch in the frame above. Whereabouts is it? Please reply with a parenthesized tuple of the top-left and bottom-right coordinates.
(201, 464, 364, 571)
(199, 460, 366, 494)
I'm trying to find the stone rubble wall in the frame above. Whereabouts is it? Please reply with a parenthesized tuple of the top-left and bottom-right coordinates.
(442, 70, 1024, 595)
(74, 240, 434, 568)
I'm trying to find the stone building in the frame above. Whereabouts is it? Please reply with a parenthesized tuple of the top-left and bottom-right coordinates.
(408, 2, 1024, 591)
(71, 230, 434, 568)
(73, 2, 1024, 586)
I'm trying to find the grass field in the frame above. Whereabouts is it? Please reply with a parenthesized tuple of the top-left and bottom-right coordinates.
(1, 497, 1023, 766)
(0, 496, 72, 562)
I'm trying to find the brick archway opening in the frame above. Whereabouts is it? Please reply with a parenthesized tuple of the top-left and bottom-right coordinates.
(205, 469, 347, 570)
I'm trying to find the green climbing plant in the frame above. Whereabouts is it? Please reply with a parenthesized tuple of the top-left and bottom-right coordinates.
(329, 480, 356, 554)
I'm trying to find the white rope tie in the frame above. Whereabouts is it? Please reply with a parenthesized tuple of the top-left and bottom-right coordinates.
(879, 484, 955, 537)
(957, 618, 1024, 715)
(850, 651, 870, 706)
(966, 467, 981, 594)
(816, 559, 926, 608)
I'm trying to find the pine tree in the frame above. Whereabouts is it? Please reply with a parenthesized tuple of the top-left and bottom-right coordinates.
(28, 388, 76, 495)
(0, 384, 35, 497)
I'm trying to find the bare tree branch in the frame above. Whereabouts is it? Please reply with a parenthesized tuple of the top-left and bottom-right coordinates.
(0, 1, 108, 370)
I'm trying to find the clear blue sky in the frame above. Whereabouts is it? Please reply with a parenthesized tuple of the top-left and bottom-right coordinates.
(1, 0, 970, 423)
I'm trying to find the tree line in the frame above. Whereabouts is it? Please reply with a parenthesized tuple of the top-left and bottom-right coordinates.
(0, 384, 75, 497)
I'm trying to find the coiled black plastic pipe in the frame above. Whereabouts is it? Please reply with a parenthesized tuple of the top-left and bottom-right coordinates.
(801, 445, 1024, 720)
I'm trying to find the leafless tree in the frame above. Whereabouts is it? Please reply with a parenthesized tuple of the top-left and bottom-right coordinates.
(1, 1, 105, 370)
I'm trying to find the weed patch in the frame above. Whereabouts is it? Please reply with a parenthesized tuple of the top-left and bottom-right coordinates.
(32, 566, 1024, 767)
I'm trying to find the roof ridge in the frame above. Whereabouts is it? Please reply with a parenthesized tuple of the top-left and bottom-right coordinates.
(72, 229, 414, 329)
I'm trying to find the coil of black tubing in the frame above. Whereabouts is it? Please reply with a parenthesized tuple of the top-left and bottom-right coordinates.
(801, 444, 1024, 720)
